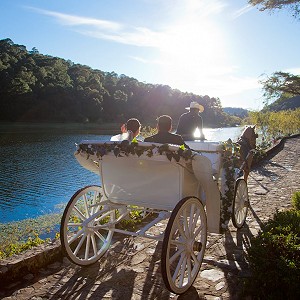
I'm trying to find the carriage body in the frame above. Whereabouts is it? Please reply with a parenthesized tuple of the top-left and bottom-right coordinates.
(60, 139, 251, 294)
(75, 141, 223, 233)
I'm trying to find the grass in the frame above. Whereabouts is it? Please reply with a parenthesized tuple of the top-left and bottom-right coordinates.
(0, 206, 150, 259)
(0, 212, 62, 259)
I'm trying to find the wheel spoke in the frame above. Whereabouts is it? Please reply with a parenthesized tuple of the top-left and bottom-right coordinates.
(194, 221, 204, 237)
(172, 253, 185, 282)
(169, 246, 185, 264)
(74, 233, 87, 255)
(96, 210, 113, 223)
(68, 228, 84, 244)
(188, 204, 195, 235)
(91, 192, 97, 215)
(93, 204, 100, 216)
(175, 219, 188, 240)
(85, 233, 91, 260)
(83, 194, 91, 218)
(170, 239, 185, 246)
(191, 251, 200, 266)
(91, 233, 98, 256)
(73, 206, 87, 221)
(187, 255, 192, 283)
(179, 255, 187, 287)
(190, 208, 200, 234)
(95, 230, 106, 243)
(183, 208, 189, 237)
(67, 222, 83, 227)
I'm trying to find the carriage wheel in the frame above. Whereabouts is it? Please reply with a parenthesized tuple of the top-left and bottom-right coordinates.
(232, 179, 249, 229)
(161, 196, 207, 294)
(60, 185, 115, 266)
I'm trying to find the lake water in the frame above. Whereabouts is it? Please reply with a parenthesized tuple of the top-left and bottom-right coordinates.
(0, 125, 243, 223)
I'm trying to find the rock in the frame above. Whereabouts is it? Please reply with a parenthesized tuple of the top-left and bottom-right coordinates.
(200, 269, 224, 282)
(131, 253, 147, 266)
(215, 281, 226, 291)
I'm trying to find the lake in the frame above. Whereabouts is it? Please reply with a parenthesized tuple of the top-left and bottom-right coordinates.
(0, 124, 244, 223)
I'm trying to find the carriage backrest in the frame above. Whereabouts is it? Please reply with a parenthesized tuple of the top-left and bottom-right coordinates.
(100, 153, 199, 210)
(75, 141, 200, 210)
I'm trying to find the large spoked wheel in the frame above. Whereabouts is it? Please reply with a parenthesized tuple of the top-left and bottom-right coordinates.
(161, 196, 207, 294)
(232, 179, 249, 229)
(60, 185, 115, 266)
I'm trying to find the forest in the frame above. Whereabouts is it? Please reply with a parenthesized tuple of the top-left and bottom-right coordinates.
(0, 38, 241, 128)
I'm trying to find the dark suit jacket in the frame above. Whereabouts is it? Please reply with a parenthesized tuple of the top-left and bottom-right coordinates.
(176, 111, 205, 140)
(144, 131, 186, 146)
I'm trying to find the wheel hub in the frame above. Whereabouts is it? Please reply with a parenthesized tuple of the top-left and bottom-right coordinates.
(186, 239, 202, 253)
(82, 220, 96, 233)
(193, 241, 202, 252)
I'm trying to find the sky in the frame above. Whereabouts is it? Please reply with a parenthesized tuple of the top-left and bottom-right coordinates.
(1, 0, 300, 110)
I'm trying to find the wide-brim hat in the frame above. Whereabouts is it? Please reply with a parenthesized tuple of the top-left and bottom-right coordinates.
(185, 101, 204, 112)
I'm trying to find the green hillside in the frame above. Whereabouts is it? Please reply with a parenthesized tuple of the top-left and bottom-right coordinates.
(0, 38, 241, 127)
(223, 107, 249, 118)
(264, 96, 300, 112)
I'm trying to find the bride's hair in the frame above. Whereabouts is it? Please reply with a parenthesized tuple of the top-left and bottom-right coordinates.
(125, 118, 141, 134)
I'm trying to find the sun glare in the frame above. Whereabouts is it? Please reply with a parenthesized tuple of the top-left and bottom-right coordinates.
(157, 1, 228, 95)
(194, 127, 201, 138)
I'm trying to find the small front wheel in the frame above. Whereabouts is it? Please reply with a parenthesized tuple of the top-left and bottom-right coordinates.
(161, 196, 207, 294)
(60, 185, 115, 266)
(232, 179, 249, 228)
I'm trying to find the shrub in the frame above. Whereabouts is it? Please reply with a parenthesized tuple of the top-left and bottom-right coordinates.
(0, 234, 50, 259)
(291, 191, 300, 210)
(0, 213, 62, 259)
(252, 146, 267, 165)
(246, 209, 300, 299)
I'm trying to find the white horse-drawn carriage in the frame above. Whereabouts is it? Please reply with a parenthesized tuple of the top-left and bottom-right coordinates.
(60, 128, 256, 294)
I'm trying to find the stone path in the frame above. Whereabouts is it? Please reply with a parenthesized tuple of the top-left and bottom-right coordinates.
(1, 137, 299, 300)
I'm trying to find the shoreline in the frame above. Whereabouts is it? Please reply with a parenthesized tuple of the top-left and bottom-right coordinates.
(0, 121, 121, 135)
(0, 121, 238, 132)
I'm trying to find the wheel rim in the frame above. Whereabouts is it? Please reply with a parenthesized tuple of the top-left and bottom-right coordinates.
(233, 180, 248, 228)
(162, 197, 207, 294)
(61, 186, 115, 266)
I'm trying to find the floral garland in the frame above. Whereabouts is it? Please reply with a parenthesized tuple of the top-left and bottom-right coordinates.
(76, 140, 195, 163)
(219, 139, 241, 231)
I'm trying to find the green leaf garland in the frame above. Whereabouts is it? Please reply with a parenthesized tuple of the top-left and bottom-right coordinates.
(76, 140, 195, 163)
(220, 139, 242, 231)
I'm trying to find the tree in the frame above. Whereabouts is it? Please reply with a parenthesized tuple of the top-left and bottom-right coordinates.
(259, 71, 300, 105)
(29, 47, 39, 54)
(248, 0, 300, 19)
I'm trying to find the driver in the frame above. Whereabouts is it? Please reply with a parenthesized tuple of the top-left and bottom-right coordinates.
(176, 101, 205, 141)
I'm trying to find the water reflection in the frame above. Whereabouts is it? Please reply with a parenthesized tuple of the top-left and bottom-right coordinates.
(0, 130, 106, 223)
